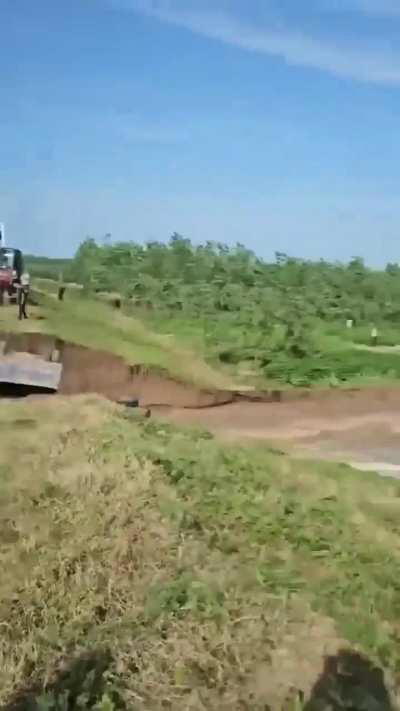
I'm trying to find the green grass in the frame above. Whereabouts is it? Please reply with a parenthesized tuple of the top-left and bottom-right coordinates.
(326, 323, 400, 348)
(144, 311, 400, 388)
(0, 396, 399, 709)
(0, 290, 235, 391)
(264, 347, 400, 386)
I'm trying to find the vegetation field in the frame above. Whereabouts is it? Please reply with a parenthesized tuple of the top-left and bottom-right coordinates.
(1, 396, 399, 710)
(27, 236, 400, 389)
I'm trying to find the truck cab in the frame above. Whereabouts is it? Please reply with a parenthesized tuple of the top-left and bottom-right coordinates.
(0, 248, 24, 297)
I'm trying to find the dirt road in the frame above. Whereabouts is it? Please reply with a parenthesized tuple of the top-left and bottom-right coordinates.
(162, 387, 400, 478)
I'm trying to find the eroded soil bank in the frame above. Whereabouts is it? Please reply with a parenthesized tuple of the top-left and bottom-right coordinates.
(0, 331, 233, 408)
(3, 331, 400, 477)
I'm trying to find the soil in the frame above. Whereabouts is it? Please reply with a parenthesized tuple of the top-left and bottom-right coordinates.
(161, 388, 400, 478)
(2, 330, 400, 477)
(0, 331, 234, 408)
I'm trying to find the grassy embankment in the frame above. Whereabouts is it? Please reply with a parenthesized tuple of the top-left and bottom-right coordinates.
(0, 396, 399, 709)
(0, 288, 235, 392)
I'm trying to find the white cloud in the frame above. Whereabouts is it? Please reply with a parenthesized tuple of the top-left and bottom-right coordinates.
(117, 0, 400, 85)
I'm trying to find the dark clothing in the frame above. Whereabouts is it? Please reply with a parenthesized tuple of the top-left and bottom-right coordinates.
(18, 286, 29, 320)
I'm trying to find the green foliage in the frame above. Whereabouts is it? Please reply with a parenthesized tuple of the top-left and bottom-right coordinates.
(146, 574, 225, 620)
(264, 349, 400, 386)
(65, 236, 400, 386)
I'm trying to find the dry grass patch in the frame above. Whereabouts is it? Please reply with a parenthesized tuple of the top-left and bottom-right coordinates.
(0, 397, 398, 709)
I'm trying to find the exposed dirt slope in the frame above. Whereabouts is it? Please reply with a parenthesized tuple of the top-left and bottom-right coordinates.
(0, 331, 234, 408)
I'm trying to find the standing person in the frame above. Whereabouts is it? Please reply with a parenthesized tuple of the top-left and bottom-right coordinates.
(371, 326, 378, 347)
(18, 272, 30, 320)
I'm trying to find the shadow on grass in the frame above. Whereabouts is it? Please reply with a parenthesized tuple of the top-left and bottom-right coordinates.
(2, 647, 394, 710)
(3, 648, 124, 710)
(305, 649, 393, 711)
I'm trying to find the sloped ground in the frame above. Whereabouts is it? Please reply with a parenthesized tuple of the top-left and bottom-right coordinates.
(0, 331, 234, 407)
(0, 293, 236, 392)
(0, 396, 399, 709)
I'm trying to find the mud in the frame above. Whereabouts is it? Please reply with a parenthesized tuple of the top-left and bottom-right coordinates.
(163, 389, 400, 478)
(165, 388, 400, 434)
(0, 331, 234, 408)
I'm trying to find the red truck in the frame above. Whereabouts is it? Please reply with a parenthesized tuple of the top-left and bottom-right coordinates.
(0, 248, 24, 304)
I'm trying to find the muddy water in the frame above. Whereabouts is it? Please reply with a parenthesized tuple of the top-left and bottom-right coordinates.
(163, 393, 400, 479)
(296, 426, 400, 478)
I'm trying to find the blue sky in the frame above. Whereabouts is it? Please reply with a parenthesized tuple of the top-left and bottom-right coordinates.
(1, 0, 400, 264)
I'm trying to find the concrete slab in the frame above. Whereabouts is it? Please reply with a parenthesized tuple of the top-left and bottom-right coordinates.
(0, 352, 62, 390)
